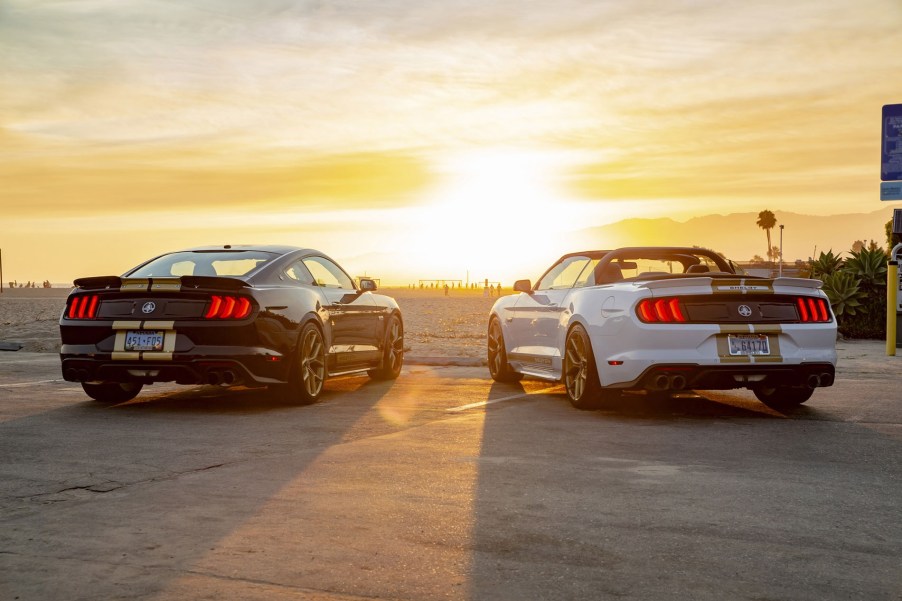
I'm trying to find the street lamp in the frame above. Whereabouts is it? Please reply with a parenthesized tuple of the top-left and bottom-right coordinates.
(779, 225, 784, 277)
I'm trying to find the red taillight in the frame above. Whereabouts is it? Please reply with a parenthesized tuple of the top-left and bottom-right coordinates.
(637, 297, 687, 323)
(637, 299, 657, 322)
(204, 295, 251, 319)
(234, 297, 251, 319)
(86, 295, 99, 318)
(668, 298, 687, 322)
(205, 296, 223, 319)
(67, 295, 100, 319)
(796, 297, 809, 321)
(220, 297, 236, 319)
(68, 297, 80, 319)
(797, 297, 830, 323)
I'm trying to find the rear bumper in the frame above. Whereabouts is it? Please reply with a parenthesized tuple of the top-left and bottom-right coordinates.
(60, 346, 288, 386)
(591, 322, 837, 389)
(614, 362, 836, 392)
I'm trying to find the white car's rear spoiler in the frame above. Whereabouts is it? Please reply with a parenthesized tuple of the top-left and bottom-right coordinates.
(639, 276, 823, 291)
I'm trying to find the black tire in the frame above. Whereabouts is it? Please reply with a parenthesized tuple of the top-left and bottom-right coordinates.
(753, 385, 813, 409)
(275, 322, 326, 405)
(369, 314, 404, 380)
(563, 324, 617, 410)
(487, 317, 522, 383)
(81, 381, 143, 403)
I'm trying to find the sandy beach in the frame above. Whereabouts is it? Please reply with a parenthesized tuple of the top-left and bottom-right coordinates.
(0, 286, 500, 358)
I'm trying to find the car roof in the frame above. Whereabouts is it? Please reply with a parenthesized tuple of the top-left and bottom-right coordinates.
(178, 244, 313, 255)
(565, 246, 719, 256)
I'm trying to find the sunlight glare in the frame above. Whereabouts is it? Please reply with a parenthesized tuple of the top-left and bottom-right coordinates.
(411, 148, 589, 280)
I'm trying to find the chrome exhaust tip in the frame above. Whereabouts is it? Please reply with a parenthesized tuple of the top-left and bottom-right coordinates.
(807, 374, 821, 389)
(206, 371, 221, 386)
(670, 374, 687, 390)
(651, 374, 670, 390)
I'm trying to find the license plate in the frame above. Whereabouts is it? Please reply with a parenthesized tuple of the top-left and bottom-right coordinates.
(124, 330, 164, 352)
(728, 334, 770, 356)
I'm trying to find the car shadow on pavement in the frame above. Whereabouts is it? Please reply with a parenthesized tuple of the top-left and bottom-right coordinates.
(89, 375, 377, 414)
(466, 379, 902, 601)
(0, 374, 402, 601)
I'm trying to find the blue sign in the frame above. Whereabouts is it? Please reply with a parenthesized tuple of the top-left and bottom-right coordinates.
(883, 182, 902, 201)
(882, 104, 902, 181)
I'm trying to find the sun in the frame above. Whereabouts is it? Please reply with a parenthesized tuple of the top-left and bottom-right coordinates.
(409, 147, 588, 283)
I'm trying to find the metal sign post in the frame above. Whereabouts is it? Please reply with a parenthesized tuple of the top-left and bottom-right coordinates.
(882, 105, 902, 355)
(888, 241, 902, 356)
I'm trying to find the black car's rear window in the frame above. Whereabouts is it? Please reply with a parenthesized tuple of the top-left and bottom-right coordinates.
(127, 251, 278, 278)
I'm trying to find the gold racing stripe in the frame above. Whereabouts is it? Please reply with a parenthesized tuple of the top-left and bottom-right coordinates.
(112, 322, 142, 358)
(711, 278, 775, 295)
(120, 278, 150, 292)
(751, 324, 783, 363)
(717, 324, 752, 363)
(142, 321, 176, 361)
(716, 324, 785, 364)
(111, 320, 176, 361)
(151, 278, 181, 292)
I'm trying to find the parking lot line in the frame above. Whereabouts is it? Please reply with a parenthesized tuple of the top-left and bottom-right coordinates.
(0, 379, 63, 388)
(446, 386, 561, 412)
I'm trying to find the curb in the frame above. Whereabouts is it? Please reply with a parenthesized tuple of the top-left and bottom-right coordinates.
(405, 356, 486, 367)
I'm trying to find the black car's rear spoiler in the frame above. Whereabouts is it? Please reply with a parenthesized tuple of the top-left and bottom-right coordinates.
(72, 275, 250, 292)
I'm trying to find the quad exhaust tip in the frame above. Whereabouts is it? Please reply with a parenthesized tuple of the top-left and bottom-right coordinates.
(806, 373, 834, 389)
(649, 373, 687, 391)
(205, 368, 240, 387)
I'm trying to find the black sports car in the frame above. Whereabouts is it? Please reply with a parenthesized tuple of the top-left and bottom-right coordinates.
(59, 245, 404, 403)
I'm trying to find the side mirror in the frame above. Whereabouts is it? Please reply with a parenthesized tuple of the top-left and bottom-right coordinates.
(513, 279, 532, 293)
(358, 278, 378, 292)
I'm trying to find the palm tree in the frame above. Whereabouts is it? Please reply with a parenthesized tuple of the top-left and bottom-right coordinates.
(756, 210, 777, 264)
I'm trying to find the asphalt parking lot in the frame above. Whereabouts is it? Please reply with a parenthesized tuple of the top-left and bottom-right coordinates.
(1, 342, 901, 601)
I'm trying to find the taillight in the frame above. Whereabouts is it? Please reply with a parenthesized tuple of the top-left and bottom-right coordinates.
(636, 297, 688, 323)
(797, 297, 831, 323)
(204, 295, 252, 319)
(66, 294, 100, 319)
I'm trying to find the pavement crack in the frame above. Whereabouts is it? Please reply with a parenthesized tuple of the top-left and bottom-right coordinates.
(15, 463, 231, 503)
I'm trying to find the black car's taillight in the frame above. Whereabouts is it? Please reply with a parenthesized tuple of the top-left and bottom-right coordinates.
(204, 295, 252, 319)
(66, 295, 100, 319)
(636, 297, 688, 323)
(796, 297, 831, 323)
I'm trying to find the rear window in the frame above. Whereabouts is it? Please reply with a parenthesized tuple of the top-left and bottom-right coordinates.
(127, 251, 278, 278)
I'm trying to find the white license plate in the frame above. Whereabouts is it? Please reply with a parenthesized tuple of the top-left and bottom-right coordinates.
(124, 330, 164, 352)
(728, 334, 770, 356)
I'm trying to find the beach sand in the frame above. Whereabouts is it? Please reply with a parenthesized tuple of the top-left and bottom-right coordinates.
(0, 286, 500, 358)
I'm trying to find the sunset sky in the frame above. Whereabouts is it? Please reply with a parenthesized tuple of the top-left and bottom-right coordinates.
(2, 0, 901, 284)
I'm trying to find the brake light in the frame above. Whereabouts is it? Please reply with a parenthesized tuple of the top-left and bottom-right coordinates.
(637, 297, 687, 323)
(204, 295, 252, 319)
(66, 294, 100, 319)
(797, 297, 830, 323)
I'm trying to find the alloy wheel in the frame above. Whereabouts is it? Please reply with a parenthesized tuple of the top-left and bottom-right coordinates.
(300, 327, 325, 397)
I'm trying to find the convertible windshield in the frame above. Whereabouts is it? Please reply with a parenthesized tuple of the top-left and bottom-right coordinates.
(127, 250, 278, 278)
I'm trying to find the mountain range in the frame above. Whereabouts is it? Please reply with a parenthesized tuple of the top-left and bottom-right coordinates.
(571, 208, 898, 262)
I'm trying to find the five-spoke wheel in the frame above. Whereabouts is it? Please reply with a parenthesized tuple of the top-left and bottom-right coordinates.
(369, 314, 404, 380)
(273, 322, 326, 404)
(563, 324, 614, 410)
(487, 317, 521, 383)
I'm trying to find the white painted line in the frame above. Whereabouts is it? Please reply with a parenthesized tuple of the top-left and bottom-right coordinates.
(446, 386, 561, 413)
(0, 379, 63, 388)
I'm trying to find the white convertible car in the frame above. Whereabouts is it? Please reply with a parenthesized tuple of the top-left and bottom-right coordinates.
(487, 247, 837, 410)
